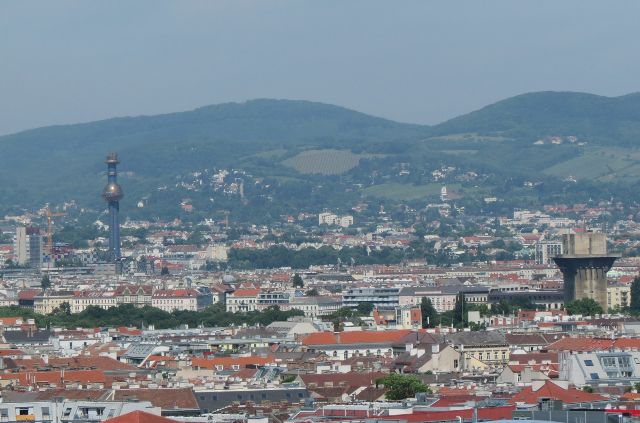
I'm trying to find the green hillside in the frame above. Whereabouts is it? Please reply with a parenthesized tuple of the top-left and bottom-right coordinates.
(0, 99, 427, 210)
(3, 92, 640, 218)
(429, 91, 640, 145)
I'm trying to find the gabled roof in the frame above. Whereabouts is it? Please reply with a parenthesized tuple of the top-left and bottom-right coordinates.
(446, 331, 507, 347)
(105, 411, 178, 423)
(508, 352, 558, 364)
(508, 380, 607, 405)
(3, 329, 51, 344)
(505, 333, 550, 346)
(545, 337, 614, 352)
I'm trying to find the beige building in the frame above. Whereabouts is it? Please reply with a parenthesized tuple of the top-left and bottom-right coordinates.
(152, 289, 200, 312)
(447, 331, 510, 370)
(34, 291, 75, 314)
(607, 283, 630, 311)
(225, 288, 260, 313)
(72, 291, 117, 313)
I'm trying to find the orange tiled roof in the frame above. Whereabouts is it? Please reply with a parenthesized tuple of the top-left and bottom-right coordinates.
(0, 369, 111, 386)
(105, 411, 178, 423)
(545, 337, 614, 352)
(302, 330, 413, 346)
(614, 338, 640, 349)
(509, 381, 606, 405)
(231, 288, 260, 297)
(191, 355, 273, 370)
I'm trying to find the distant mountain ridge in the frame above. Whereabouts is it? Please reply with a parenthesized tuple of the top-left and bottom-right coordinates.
(2, 91, 640, 214)
(429, 91, 640, 144)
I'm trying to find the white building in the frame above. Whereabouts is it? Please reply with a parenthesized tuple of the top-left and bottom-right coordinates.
(14, 226, 43, 268)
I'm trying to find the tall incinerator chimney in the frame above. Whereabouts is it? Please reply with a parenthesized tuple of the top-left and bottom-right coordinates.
(102, 153, 124, 261)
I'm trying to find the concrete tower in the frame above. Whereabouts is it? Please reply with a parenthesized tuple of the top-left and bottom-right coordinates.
(102, 153, 124, 261)
(553, 232, 619, 311)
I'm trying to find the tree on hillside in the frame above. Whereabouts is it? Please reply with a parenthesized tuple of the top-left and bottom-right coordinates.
(421, 297, 438, 328)
(377, 374, 431, 400)
(566, 298, 603, 316)
(292, 273, 304, 288)
(630, 277, 640, 313)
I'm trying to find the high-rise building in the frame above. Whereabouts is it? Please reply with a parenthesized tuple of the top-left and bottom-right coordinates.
(102, 153, 124, 261)
(15, 226, 42, 268)
(535, 240, 563, 265)
(553, 232, 619, 311)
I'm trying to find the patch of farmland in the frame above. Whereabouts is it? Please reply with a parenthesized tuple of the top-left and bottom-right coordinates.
(283, 149, 363, 175)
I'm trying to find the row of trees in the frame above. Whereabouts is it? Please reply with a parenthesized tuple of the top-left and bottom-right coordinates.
(0, 303, 304, 330)
(418, 293, 614, 331)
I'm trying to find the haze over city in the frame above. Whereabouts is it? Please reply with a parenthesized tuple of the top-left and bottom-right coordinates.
(4, 3, 640, 423)
(2, 0, 640, 135)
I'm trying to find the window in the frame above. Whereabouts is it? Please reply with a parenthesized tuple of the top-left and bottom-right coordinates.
(584, 360, 594, 366)
(590, 373, 600, 380)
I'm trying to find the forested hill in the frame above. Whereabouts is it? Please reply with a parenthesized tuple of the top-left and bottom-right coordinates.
(3, 92, 640, 215)
(0, 99, 428, 208)
(429, 91, 640, 145)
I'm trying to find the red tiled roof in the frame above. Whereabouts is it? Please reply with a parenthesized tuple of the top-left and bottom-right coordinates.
(0, 369, 112, 387)
(508, 381, 606, 405)
(307, 406, 514, 422)
(0, 317, 24, 326)
(48, 356, 135, 371)
(545, 337, 614, 352)
(388, 406, 514, 422)
(104, 411, 178, 423)
(0, 349, 24, 357)
(191, 355, 273, 370)
(116, 327, 143, 336)
(302, 330, 413, 346)
(508, 352, 558, 364)
(18, 289, 40, 300)
(231, 288, 260, 297)
(614, 338, 640, 349)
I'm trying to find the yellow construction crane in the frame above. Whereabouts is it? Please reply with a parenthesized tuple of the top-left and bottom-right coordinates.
(45, 208, 66, 256)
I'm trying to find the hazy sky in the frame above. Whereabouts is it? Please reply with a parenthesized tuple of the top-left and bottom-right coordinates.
(1, 1, 640, 135)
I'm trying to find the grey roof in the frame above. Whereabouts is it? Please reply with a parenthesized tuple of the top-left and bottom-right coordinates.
(123, 343, 156, 359)
(446, 331, 508, 347)
(3, 329, 52, 344)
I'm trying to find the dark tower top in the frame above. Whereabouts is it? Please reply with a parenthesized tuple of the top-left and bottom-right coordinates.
(102, 153, 124, 202)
